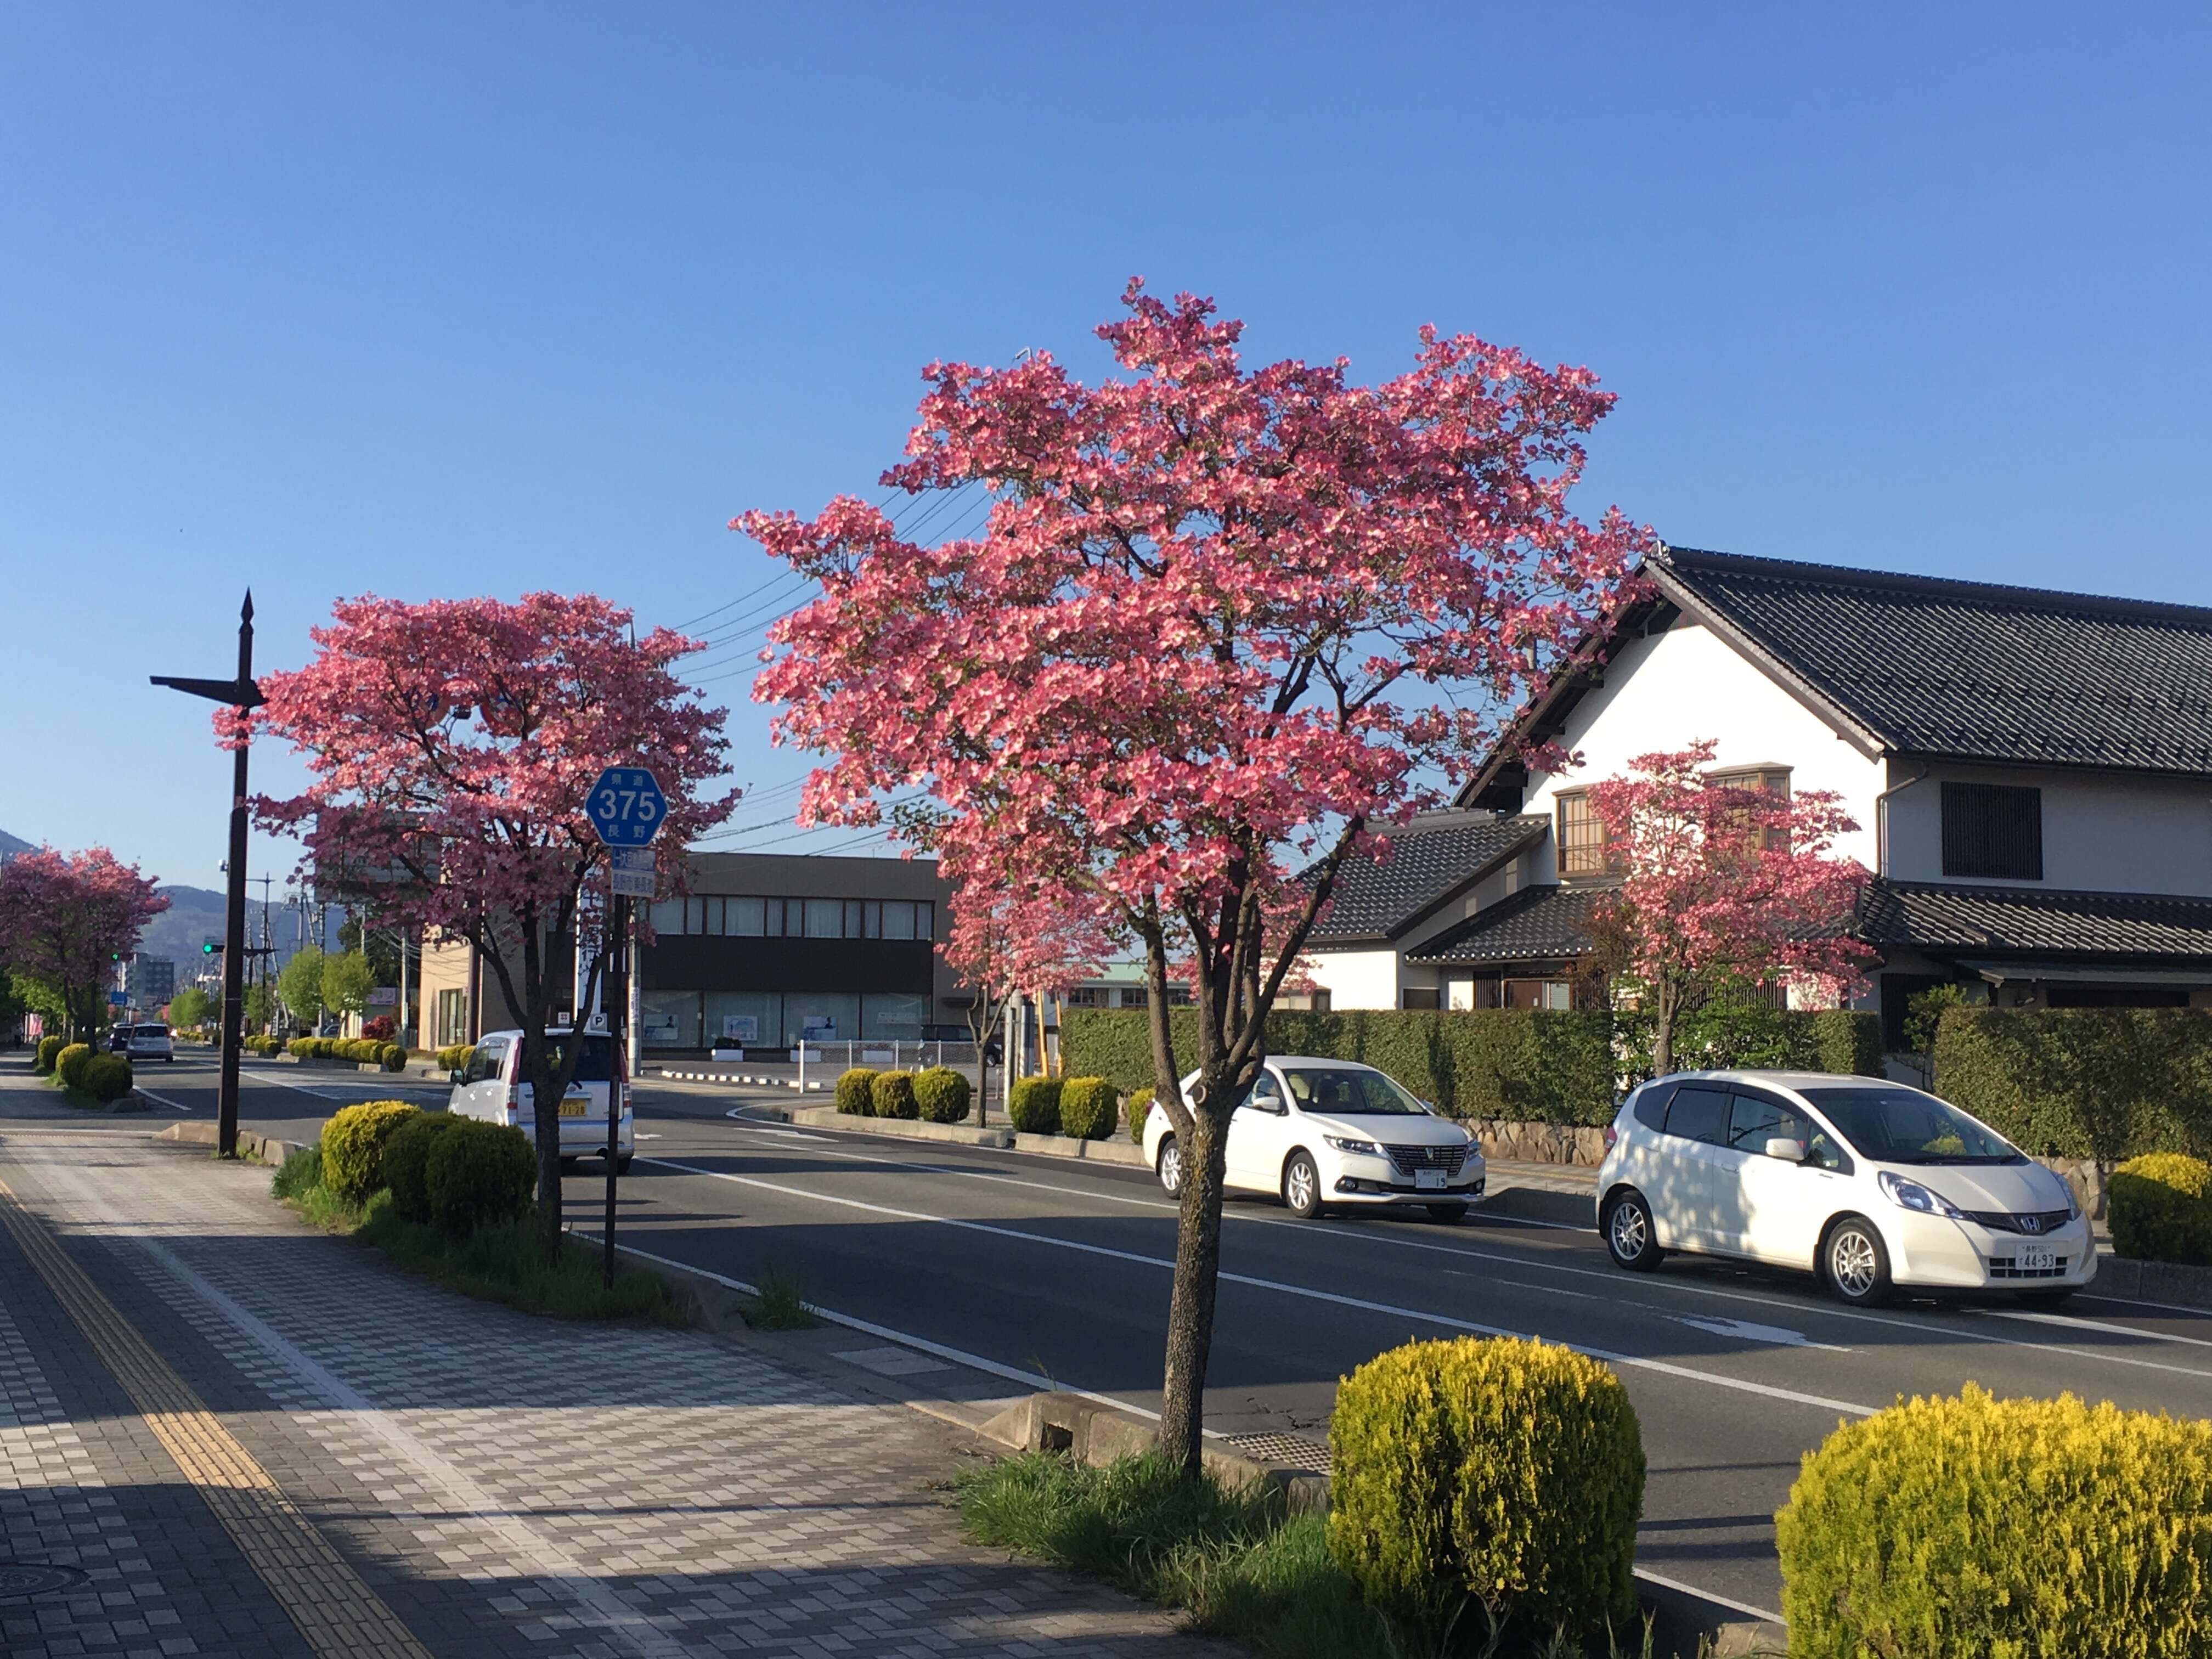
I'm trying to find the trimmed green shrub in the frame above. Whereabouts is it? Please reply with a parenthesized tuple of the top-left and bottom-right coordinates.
(1329, 1336, 1644, 1642)
(383, 1113, 465, 1223)
(319, 1099, 421, 1201)
(288, 1035, 317, 1057)
(435, 1043, 475, 1074)
(834, 1066, 878, 1115)
(1932, 1007, 2212, 1160)
(2109, 1153, 2212, 1266)
(870, 1070, 919, 1120)
(913, 1066, 972, 1124)
(425, 1119, 536, 1235)
(1007, 1076, 1063, 1135)
(34, 1035, 63, 1074)
(1126, 1085, 1155, 1143)
(1058, 1076, 1118, 1140)
(1776, 1383, 2212, 1658)
(54, 1043, 94, 1092)
(379, 1043, 406, 1072)
(81, 1053, 133, 1104)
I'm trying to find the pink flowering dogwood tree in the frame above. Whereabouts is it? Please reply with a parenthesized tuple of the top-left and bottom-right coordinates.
(247, 594, 736, 1255)
(1586, 742, 1875, 1075)
(738, 283, 1641, 1470)
(940, 877, 1111, 1120)
(0, 847, 168, 1041)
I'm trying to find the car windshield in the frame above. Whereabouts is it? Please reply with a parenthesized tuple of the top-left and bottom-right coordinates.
(1798, 1086, 2022, 1165)
(542, 1033, 616, 1082)
(1280, 1067, 1428, 1116)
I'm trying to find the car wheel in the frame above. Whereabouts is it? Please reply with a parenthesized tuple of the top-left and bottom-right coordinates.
(1823, 1216, 1894, 1306)
(1156, 1136, 1183, 1197)
(1281, 1151, 1323, 1220)
(1425, 1202, 1468, 1223)
(2017, 1287, 2075, 1310)
(1603, 1188, 1666, 1271)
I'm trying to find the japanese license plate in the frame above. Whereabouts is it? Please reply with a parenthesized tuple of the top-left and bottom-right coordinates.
(1414, 1167, 1447, 1190)
(558, 1099, 590, 1118)
(2017, 1243, 2057, 1273)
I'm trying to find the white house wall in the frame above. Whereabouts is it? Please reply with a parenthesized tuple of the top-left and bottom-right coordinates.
(1521, 620, 1887, 874)
(1305, 946, 1433, 1011)
(1881, 761, 2212, 896)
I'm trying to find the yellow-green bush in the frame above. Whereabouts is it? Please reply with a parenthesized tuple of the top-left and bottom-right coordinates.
(425, 1119, 535, 1235)
(2109, 1153, 2212, 1266)
(1058, 1076, 1119, 1140)
(1008, 1076, 1062, 1135)
(54, 1043, 94, 1092)
(913, 1066, 971, 1124)
(34, 1035, 64, 1074)
(834, 1066, 877, 1115)
(1776, 1384, 2212, 1657)
(870, 1070, 919, 1120)
(435, 1043, 475, 1074)
(1126, 1085, 1155, 1143)
(81, 1053, 133, 1104)
(319, 1100, 421, 1202)
(1328, 1336, 1643, 1641)
(383, 1113, 464, 1223)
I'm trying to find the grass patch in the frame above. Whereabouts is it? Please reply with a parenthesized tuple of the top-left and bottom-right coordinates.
(272, 1148, 681, 1324)
(745, 1261, 817, 1330)
(953, 1452, 1694, 1659)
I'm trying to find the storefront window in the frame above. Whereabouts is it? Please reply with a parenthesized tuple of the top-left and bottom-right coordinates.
(861, 992, 930, 1040)
(640, 990, 701, 1048)
(704, 991, 780, 1048)
(783, 992, 861, 1046)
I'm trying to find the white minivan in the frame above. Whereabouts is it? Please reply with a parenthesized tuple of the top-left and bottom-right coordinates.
(446, 1028, 634, 1170)
(1143, 1056, 1485, 1221)
(1596, 1070, 2093, 1306)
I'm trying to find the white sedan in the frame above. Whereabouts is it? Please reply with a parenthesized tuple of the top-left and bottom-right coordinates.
(1596, 1070, 2094, 1306)
(1142, 1056, 1486, 1221)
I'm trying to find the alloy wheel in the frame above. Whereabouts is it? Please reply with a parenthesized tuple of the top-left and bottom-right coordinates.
(1829, 1226, 1881, 1299)
(1158, 1139, 1182, 1196)
(1608, 1198, 1649, 1262)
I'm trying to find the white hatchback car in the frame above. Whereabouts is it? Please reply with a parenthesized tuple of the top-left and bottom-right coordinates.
(126, 1023, 174, 1063)
(446, 1028, 634, 1170)
(1596, 1070, 2092, 1307)
(1143, 1056, 1485, 1221)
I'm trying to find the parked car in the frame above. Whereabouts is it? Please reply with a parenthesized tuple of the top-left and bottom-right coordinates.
(106, 1026, 133, 1052)
(126, 1023, 174, 1063)
(1142, 1056, 1485, 1221)
(1595, 1070, 2092, 1307)
(445, 1028, 633, 1170)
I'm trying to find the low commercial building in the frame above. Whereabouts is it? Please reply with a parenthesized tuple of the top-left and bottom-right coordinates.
(417, 850, 965, 1055)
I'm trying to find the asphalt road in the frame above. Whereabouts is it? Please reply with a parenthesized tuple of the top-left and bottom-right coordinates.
(118, 1050, 2212, 1617)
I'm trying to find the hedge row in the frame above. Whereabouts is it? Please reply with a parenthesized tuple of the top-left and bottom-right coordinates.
(435, 1043, 476, 1074)
(316, 1101, 533, 1235)
(2109, 1153, 2212, 1266)
(831, 1066, 972, 1124)
(34, 1035, 64, 1074)
(290, 1035, 407, 1071)
(1060, 1007, 1881, 1126)
(1931, 1007, 2212, 1160)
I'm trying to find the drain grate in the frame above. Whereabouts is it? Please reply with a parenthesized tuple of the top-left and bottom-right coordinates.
(0, 1562, 89, 1601)
(1228, 1432, 1332, 1474)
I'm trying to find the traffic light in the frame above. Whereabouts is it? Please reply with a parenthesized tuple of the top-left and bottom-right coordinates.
(111, 951, 122, 963)
(204, 941, 217, 955)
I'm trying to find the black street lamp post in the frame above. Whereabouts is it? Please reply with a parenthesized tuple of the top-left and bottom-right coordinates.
(152, 592, 264, 1158)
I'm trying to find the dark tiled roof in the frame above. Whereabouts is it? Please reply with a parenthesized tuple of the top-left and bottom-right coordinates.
(1405, 883, 1610, 965)
(1858, 880, 2212, 963)
(1310, 814, 1547, 943)
(1655, 546, 2212, 775)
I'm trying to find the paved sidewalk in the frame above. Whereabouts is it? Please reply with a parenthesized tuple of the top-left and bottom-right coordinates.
(0, 1113, 1220, 1659)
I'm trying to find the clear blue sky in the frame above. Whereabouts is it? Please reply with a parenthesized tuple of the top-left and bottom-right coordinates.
(5, 3, 2209, 894)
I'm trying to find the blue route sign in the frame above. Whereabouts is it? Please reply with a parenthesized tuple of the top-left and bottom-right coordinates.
(585, 765, 667, 848)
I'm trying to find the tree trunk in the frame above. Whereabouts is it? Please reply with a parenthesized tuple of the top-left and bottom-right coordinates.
(1158, 1097, 1230, 1472)
(1652, 981, 1677, 1076)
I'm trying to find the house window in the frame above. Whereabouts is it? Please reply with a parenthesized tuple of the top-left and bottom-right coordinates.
(1707, 765, 1793, 854)
(1401, 987, 1442, 1011)
(1556, 791, 1617, 877)
(1941, 782, 2042, 880)
(1063, 987, 1108, 1008)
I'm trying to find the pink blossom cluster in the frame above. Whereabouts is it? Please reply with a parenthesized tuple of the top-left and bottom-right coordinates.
(0, 846, 168, 1028)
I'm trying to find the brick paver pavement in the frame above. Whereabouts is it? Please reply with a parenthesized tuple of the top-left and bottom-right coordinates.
(0, 1109, 1221, 1659)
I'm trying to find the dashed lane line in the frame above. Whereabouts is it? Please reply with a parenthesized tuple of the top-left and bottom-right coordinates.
(637, 1155, 1882, 1420)
(0, 1167, 436, 1659)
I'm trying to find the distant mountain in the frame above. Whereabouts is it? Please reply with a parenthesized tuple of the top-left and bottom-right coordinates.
(136, 885, 348, 974)
(0, 827, 31, 860)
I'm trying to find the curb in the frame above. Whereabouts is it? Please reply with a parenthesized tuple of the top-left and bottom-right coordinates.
(658, 1068, 826, 1091)
(2083, 1251, 2212, 1311)
(155, 1121, 311, 1165)
(783, 1106, 1152, 1165)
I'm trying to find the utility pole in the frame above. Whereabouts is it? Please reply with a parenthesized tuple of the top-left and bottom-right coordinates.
(152, 592, 262, 1159)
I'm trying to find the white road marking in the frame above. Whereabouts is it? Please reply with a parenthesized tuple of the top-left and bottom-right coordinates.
(691, 1125, 2212, 1382)
(1675, 1316, 1846, 1353)
(638, 1156, 1881, 1419)
(720, 1108, 829, 1138)
(134, 1087, 194, 1113)
(1972, 1306, 2212, 1349)
(1630, 1567, 1783, 1627)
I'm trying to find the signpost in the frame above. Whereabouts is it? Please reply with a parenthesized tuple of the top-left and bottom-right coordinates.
(583, 764, 665, 1288)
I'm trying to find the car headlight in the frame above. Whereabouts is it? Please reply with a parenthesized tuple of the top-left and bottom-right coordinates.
(1324, 1135, 1385, 1158)
(1878, 1170, 1965, 1219)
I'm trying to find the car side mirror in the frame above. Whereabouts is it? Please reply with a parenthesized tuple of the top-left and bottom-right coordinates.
(1765, 1137, 1807, 1163)
(449, 1068, 467, 1086)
